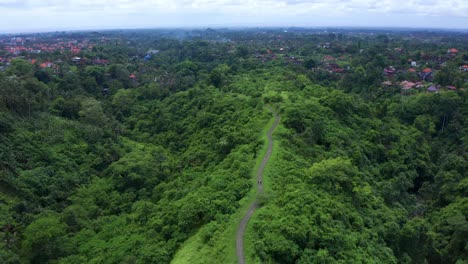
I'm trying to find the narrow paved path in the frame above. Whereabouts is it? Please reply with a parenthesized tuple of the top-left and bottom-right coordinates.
(236, 109, 280, 264)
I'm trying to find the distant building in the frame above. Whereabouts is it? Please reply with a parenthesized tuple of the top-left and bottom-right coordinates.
(415, 82, 425, 88)
(420, 68, 433, 81)
(129, 73, 137, 86)
(322, 43, 331, 48)
(384, 66, 396, 75)
(427, 85, 439, 92)
(147, 49, 160, 55)
(93, 58, 109, 65)
(401, 81, 416, 90)
(447, 48, 459, 54)
(71, 47, 81, 54)
(446, 85, 457, 90)
(39, 61, 53, 68)
(382, 80, 392, 86)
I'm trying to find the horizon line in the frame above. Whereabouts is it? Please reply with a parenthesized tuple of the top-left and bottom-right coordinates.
(2, 25, 468, 35)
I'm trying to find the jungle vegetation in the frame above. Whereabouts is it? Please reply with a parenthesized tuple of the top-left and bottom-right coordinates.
(0, 28, 467, 263)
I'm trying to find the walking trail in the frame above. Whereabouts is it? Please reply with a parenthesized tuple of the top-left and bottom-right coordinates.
(236, 109, 280, 264)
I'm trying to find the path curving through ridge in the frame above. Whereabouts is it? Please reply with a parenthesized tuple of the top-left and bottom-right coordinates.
(236, 109, 280, 264)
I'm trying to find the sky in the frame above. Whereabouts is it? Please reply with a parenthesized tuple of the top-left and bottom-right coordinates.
(0, 0, 467, 33)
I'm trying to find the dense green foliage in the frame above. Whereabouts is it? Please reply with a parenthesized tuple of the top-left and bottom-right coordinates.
(0, 29, 467, 263)
(250, 80, 467, 263)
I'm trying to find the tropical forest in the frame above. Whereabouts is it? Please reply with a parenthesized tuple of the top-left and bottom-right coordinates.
(0, 28, 467, 264)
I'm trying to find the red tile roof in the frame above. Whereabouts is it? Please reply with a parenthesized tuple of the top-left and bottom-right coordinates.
(129, 74, 136, 79)
(422, 68, 432, 73)
(449, 48, 459, 53)
(71, 47, 81, 54)
(401, 81, 416, 90)
(39, 61, 53, 68)
(332, 68, 344, 73)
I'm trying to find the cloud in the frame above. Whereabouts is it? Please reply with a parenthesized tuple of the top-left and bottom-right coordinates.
(0, 0, 467, 32)
(0, 0, 27, 8)
(1, 0, 467, 16)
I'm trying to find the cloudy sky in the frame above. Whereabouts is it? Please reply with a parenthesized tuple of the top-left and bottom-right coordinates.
(1, 0, 467, 33)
